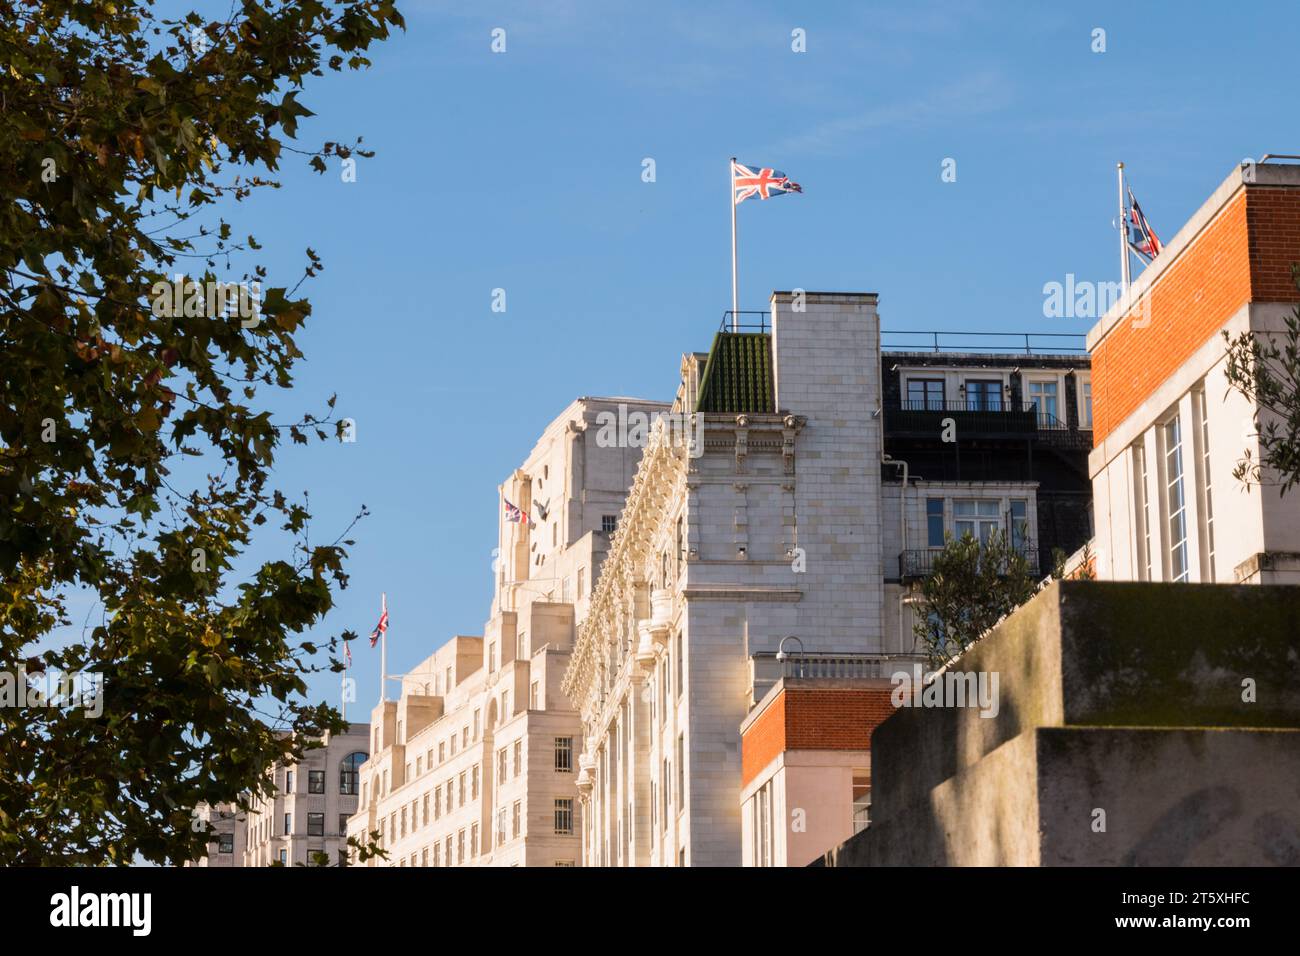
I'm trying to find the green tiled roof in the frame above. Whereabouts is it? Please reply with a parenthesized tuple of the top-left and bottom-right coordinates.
(695, 332, 775, 413)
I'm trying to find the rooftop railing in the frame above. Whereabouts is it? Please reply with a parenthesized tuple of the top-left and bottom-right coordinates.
(717, 318, 1086, 355)
(881, 330, 1087, 354)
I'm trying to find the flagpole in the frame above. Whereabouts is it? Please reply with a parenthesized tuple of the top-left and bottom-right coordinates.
(1117, 162, 1131, 294)
(730, 156, 738, 332)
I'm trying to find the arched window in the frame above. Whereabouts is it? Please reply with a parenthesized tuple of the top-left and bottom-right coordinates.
(340, 751, 368, 795)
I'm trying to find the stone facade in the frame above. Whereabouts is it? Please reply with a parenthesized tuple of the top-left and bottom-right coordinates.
(346, 397, 667, 867)
(240, 723, 370, 867)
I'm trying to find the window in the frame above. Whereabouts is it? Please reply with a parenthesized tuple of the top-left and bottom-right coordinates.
(426, 748, 432, 769)
(471, 823, 479, 857)
(660, 759, 670, 827)
(1079, 378, 1093, 428)
(516, 630, 526, 660)
(906, 377, 944, 410)
(675, 632, 683, 698)
(422, 794, 430, 826)
(512, 800, 522, 838)
(388, 814, 395, 842)
(433, 842, 441, 867)
(577, 566, 585, 598)
(497, 748, 507, 782)
(852, 772, 871, 834)
(283, 813, 291, 836)
(458, 772, 466, 807)
(555, 737, 573, 772)
(754, 783, 771, 867)
(415, 756, 423, 776)
(965, 379, 1002, 411)
(676, 734, 685, 813)
(285, 770, 294, 793)
(1134, 442, 1153, 581)
(421, 847, 428, 867)
(434, 785, 442, 819)
(278, 849, 287, 866)
(554, 798, 573, 835)
(396, 720, 402, 743)
(1027, 379, 1059, 425)
(1163, 416, 1189, 582)
(457, 830, 465, 864)
(501, 690, 509, 719)
(218, 833, 234, 854)
(308, 812, 324, 837)
(925, 498, 945, 548)
(1009, 499, 1029, 554)
(513, 740, 522, 776)
(400, 807, 407, 838)
(497, 807, 507, 844)
(471, 764, 479, 800)
(488, 642, 496, 673)
(601, 514, 618, 534)
(340, 752, 366, 795)
(562, 575, 572, 603)
(473, 709, 480, 741)
(530, 681, 539, 709)
(954, 499, 1000, 545)
(444, 836, 452, 867)
(676, 515, 684, 575)
(462, 726, 469, 748)
(450, 735, 457, 757)
(445, 666, 452, 691)
(339, 814, 348, 836)
(405, 763, 412, 781)
(438, 742, 446, 763)
(1197, 390, 1216, 582)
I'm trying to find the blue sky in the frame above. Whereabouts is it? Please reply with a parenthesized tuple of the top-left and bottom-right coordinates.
(129, 1, 1300, 717)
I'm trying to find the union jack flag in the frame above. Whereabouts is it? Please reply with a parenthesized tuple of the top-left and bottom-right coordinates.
(1128, 188, 1163, 261)
(733, 161, 802, 205)
(504, 498, 530, 525)
(369, 594, 388, 648)
(343, 638, 352, 668)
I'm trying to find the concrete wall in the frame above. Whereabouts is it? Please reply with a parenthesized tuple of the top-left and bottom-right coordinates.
(819, 580, 1300, 866)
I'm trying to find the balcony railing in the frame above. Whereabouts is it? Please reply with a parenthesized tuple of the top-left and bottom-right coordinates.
(779, 653, 897, 680)
(890, 400, 1037, 436)
(900, 543, 1040, 580)
(888, 401, 1092, 442)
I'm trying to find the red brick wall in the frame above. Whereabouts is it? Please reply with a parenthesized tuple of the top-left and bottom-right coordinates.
(1091, 185, 1300, 445)
(741, 686, 896, 787)
(741, 690, 786, 788)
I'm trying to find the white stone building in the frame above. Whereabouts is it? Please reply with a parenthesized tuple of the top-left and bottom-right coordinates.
(561, 292, 1095, 867)
(240, 722, 370, 866)
(346, 397, 667, 866)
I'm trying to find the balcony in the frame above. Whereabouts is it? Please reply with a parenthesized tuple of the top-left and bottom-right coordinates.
(888, 400, 1037, 438)
(887, 401, 1092, 448)
(899, 543, 1040, 580)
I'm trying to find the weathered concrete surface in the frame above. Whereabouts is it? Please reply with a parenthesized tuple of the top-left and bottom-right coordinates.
(817, 581, 1300, 866)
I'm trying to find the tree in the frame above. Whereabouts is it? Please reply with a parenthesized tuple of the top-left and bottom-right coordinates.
(1222, 269, 1300, 496)
(912, 530, 1041, 667)
(0, 0, 403, 864)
